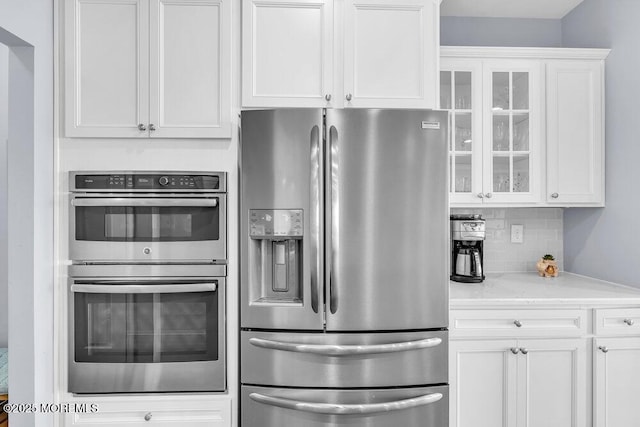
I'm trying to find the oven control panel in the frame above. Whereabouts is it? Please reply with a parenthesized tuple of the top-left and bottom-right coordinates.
(71, 172, 226, 192)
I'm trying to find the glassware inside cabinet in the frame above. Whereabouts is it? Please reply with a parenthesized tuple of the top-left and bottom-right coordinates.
(492, 72, 510, 110)
(453, 155, 472, 192)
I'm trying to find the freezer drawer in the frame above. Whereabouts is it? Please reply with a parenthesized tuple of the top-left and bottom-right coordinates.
(241, 385, 448, 427)
(241, 330, 447, 388)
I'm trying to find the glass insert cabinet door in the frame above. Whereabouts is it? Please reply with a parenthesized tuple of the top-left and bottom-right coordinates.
(440, 60, 483, 204)
(483, 61, 541, 203)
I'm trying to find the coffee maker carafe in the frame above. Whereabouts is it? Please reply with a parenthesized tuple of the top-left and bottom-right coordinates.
(451, 215, 485, 283)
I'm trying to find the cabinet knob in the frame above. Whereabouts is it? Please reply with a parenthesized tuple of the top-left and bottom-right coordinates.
(138, 124, 147, 131)
(599, 346, 609, 353)
(514, 320, 522, 327)
(551, 193, 559, 199)
(325, 94, 332, 102)
(144, 412, 152, 421)
(624, 318, 635, 326)
(520, 348, 529, 355)
(345, 93, 353, 101)
(485, 193, 493, 198)
(510, 347, 520, 354)
(477, 193, 484, 199)
(149, 124, 156, 132)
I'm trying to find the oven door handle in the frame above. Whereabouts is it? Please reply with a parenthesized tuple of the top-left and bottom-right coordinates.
(71, 198, 218, 207)
(70, 283, 217, 294)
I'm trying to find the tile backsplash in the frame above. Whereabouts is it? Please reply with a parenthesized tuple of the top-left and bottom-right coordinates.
(451, 208, 563, 273)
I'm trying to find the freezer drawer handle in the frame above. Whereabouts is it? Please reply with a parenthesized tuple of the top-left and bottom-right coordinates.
(248, 337, 442, 356)
(249, 392, 443, 415)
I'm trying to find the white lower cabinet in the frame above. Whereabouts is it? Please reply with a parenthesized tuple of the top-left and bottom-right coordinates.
(594, 337, 640, 427)
(64, 398, 231, 426)
(450, 337, 586, 427)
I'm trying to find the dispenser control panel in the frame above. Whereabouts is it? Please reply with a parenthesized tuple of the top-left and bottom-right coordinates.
(249, 209, 303, 238)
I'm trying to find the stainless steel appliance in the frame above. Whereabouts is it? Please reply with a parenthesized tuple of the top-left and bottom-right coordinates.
(69, 171, 226, 264)
(450, 214, 485, 283)
(68, 264, 226, 393)
(240, 109, 449, 426)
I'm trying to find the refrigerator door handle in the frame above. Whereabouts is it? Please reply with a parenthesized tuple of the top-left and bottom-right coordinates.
(248, 337, 442, 356)
(328, 125, 339, 314)
(310, 125, 322, 314)
(249, 392, 443, 415)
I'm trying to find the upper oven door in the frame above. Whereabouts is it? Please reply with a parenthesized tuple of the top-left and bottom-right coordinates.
(69, 194, 226, 263)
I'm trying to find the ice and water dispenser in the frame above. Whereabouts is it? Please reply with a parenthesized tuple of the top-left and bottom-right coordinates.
(248, 209, 303, 304)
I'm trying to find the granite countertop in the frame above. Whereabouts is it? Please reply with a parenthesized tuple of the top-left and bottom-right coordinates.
(450, 272, 640, 308)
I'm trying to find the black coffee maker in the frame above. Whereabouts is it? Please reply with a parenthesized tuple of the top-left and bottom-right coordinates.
(450, 214, 485, 283)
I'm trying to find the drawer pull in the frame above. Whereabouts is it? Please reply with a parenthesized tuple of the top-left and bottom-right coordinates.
(599, 346, 609, 353)
(510, 347, 520, 354)
(249, 392, 443, 415)
(520, 348, 529, 355)
(144, 412, 152, 421)
(624, 318, 635, 326)
(513, 320, 523, 328)
(248, 337, 442, 356)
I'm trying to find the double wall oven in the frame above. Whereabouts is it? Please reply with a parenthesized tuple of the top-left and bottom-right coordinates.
(68, 172, 227, 394)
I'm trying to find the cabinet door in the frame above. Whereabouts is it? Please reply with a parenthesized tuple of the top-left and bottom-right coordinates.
(517, 338, 587, 427)
(482, 60, 543, 204)
(343, 0, 439, 108)
(441, 59, 483, 205)
(546, 60, 604, 205)
(450, 340, 518, 427)
(594, 337, 640, 427)
(149, 0, 231, 138)
(242, 0, 334, 108)
(64, 0, 149, 137)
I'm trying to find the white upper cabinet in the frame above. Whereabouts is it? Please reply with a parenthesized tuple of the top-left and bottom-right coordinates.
(242, 0, 440, 108)
(546, 58, 605, 206)
(64, 0, 231, 138)
(242, 0, 334, 108)
(343, 0, 439, 108)
(442, 47, 609, 207)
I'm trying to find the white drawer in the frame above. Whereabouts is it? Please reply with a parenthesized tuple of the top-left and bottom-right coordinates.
(64, 399, 230, 427)
(594, 308, 640, 336)
(450, 309, 588, 338)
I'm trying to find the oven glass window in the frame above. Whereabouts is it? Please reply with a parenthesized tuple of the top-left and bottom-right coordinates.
(74, 288, 219, 363)
(75, 205, 219, 242)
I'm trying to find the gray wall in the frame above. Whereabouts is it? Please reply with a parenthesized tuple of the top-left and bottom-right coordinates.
(562, 0, 640, 288)
(441, 17, 563, 47)
(0, 43, 6, 347)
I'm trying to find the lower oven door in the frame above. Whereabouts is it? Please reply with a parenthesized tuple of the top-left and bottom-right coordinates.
(241, 385, 448, 427)
(68, 278, 225, 393)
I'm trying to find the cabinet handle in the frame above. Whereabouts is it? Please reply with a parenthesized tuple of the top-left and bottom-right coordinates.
(137, 124, 147, 131)
(520, 348, 529, 355)
(149, 124, 156, 132)
(325, 94, 332, 102)
(551, 192, 559, 199)
(477, 193, 484, 199)
(513, 320, 522, 327)
(598, 346, 609, 353)
(485, 193, 493, 198)
(510, 347, 520, 354)
(345, 93, 353, 101)
(624, 318, 635, 326)
(144, 412, 152, 421)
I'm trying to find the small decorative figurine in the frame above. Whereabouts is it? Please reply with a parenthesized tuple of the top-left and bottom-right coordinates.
(536, 254, 559, 277)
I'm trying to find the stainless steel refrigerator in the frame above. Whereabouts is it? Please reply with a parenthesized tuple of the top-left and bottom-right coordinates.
(240, 109, 449, 426)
